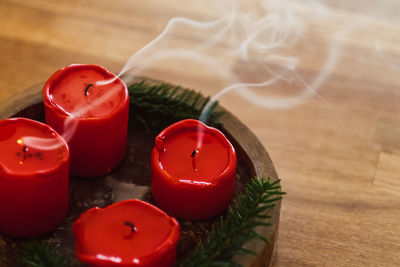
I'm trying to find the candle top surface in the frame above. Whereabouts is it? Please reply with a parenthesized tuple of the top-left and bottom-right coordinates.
(156, 120, 234, 184)
(0, 118, 69, 175)
(74, 200, 179, 265)
(46, 65, 127, 118)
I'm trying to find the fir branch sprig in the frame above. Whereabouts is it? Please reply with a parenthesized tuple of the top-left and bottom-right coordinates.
(128, 81, 224, 134)
(16, 82, 284, 267)
(181, 177, 285, 267)
(19, 241, 69, 267)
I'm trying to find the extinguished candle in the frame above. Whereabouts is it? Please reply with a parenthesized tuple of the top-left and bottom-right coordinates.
(151, 119, 237, 220)
(73, 199, 180, 267)
(0, 118, 69, 238)
(43, 64, 129, 177)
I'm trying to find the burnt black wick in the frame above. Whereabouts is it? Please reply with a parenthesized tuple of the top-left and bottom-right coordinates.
(84, 83, 93, 96)
(23, 145, 28, 153)
(124, 221, 137, 232)
(191, 149, 199, 158)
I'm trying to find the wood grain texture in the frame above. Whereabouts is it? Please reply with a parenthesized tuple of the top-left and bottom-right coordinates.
(0, 0, 399, 266)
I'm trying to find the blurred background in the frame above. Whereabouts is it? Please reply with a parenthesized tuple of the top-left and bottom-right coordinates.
(1, 0, 399, 266)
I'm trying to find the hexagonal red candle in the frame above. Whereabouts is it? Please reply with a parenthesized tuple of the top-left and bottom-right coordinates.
(73, 199, 180, 267)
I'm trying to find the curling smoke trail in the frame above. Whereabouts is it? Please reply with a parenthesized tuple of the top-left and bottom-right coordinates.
(24, 0, 391, 151)
(114, 0, 355, 117)
(88, 0, 365, 150)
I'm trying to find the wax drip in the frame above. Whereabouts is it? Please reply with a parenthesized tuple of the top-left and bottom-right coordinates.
(84, 83, 93, 96)
(124, 221, 137, 232)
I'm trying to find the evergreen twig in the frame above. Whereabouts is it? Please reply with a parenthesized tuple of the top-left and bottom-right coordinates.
(19, 241, 69, 267)
(16, 82, 284, 267)
(180, 177, 285, 267)
(128, 81, 224, 134)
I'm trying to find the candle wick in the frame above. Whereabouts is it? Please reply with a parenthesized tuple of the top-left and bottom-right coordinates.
(22, 145, 28, 162)
(191, 149, 198, 171)
(84, 83, 93, 96)
(191, 149, 199, 158)
(124, 221, 137, 233)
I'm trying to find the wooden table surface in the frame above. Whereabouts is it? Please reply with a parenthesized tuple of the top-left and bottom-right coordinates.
(1, 0, 399, 266)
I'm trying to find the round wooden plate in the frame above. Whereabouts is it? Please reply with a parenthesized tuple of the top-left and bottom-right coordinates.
(0, 77, 281, 267)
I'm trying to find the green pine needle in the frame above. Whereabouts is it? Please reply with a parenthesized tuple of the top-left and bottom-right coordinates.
(16, 83, 284, 267)
(180, 177, 285, 267)
(128, 81, 224, 134)
(19, 241, 69, 267)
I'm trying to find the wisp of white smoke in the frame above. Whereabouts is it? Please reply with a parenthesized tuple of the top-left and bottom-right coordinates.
(24, 0, 395, 151)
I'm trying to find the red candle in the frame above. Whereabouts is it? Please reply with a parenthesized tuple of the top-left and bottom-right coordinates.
(0, 118, 69, 238)
(43, 64, 129, 177)
(151, 119, 237, 220)
(73, 199, 180, 267)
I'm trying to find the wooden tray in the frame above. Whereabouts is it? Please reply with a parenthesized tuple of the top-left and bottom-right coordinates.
(0, 77, 281, 267)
